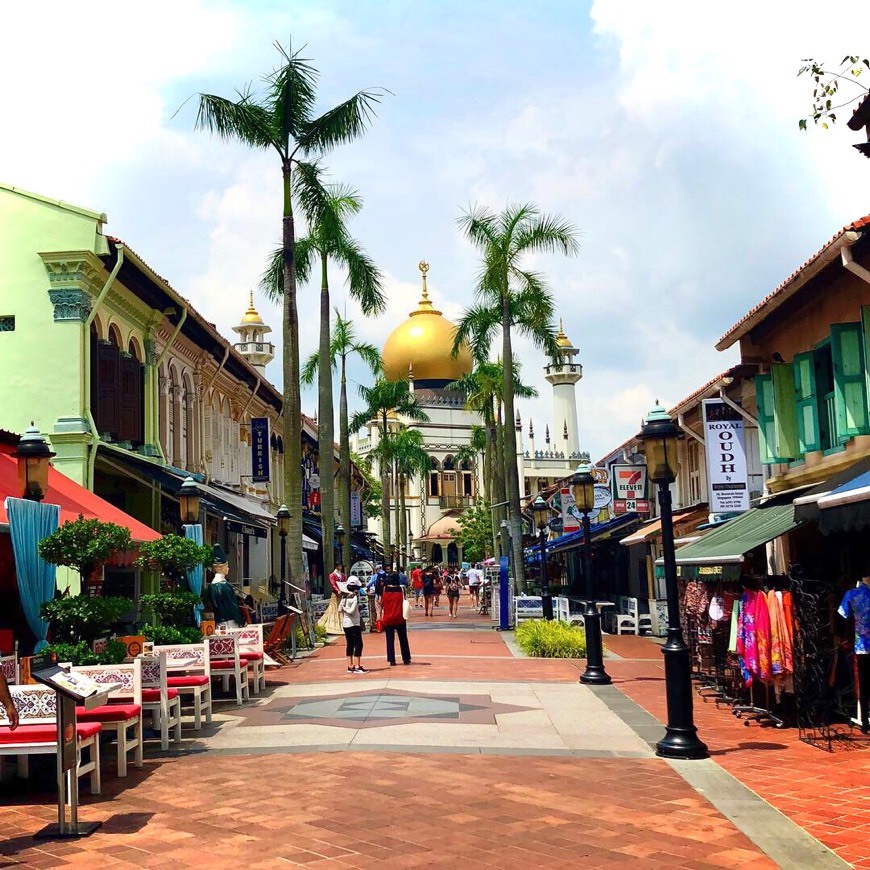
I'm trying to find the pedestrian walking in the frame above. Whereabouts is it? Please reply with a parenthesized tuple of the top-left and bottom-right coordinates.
(467, 563, 482, 608)
(339, 579, 367, 674)
(381, 574, 412, 666)
(422, 563, 438, 616)
(446, 571, 461, 618)
(411, 564, 423, 607)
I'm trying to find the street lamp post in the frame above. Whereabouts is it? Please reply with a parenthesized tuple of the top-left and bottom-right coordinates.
(532, 495, 554, 621)
(178, 476, 201, 527)
(335, 524, 345, 570)
(637, 403, 708, 760)
(572, 462, 611, 685)
(14, 424, 55, 502)
(276, 504, 291, 613)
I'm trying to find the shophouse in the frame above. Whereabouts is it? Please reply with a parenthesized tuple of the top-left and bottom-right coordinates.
(0, 183, 337, 598)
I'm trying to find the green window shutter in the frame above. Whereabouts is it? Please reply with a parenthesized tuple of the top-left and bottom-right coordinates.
(771, 363, 798, 460)
(794, 352, 820, 453)
(862, 306, 870, 412)
(755, 374, 777, 464)
(831, 322, 870, 441)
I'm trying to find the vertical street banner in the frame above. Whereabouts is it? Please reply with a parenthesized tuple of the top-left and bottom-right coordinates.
(611, 464, 650, 515)
(702, 399, 750, 513)
(250, 417, 270, 483)
(350, 492, 362, 527)
(559, 487, 581, 534)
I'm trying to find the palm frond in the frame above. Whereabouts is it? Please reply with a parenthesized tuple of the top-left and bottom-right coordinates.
(267, 42, 319, 149)
(292, 161, 344, 242)
(298, 89, 385, 155)
(300, 350, 320, 386)
(349, 340, 382, 375)
(337, 239, 385, 315)
(511, 213, 580, 258)
(259, 245, 284, 303)
(453, 303, 499, 363)
(195, 91, 276, 150)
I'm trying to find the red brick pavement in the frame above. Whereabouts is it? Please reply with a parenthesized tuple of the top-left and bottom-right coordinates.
(603, 634, 870, 869)
(0, 752, 776, 869)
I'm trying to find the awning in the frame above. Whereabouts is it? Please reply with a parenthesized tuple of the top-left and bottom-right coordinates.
(537, 513, 640, 557)
(817, 467, 870, 534)
(0, 450, 159, 542)
(793, 455, 870, 522)
(620, 518, 663, 546)
(620, 506, 708, 547)
(657, 504, 802, 577)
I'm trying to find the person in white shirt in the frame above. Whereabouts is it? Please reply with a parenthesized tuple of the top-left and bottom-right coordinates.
(467, 564, 482, 608)
(339, 579, 367, 674)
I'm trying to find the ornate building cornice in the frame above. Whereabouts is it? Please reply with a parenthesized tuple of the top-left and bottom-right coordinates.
(39, 251, 104, 322)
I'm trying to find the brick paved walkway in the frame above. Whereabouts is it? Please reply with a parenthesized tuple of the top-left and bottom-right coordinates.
(0, 602, 852, 867)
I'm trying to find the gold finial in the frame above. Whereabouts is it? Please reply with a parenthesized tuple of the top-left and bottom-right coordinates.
(555, 317, 571, 348)
(411, 260, 439, 315)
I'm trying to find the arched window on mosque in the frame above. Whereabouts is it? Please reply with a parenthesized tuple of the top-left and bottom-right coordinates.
(441, 455, 457, 499)
(428, 456, 441, 498)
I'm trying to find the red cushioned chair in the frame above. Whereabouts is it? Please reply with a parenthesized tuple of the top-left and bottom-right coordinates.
(218, 625, 265, 694)
(72, 660, 143, 778)
(153, 641, 212, 729)
(208, 634, 250, 706)
(139, 652, 182, 750)
(0, 684, 102, 794)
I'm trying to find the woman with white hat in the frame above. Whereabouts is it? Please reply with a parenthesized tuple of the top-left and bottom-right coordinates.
(339, 578, 367, 674)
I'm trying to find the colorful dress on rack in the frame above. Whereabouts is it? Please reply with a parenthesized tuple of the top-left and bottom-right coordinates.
(736, 590, 758, 684)
(753, 590, 773, 683)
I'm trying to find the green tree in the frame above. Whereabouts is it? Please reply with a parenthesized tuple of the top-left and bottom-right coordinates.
(388, 427, 430, 567)
(352, 452, 384, 521)
(38, 515, 132, 592)
(196, 42, 384, 586)
(454, 203, 579, 590)
(798, 55, 870, 129)
(266, 166, 384, 576)
(135, 535, 213, 590)
(302, 312, 382, 569)
(455, 499, 493, 563)
(351, 378, 429, 564)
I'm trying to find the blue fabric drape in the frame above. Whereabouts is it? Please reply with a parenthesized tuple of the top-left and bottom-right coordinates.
(6, 497, 60, 652)
(183, 523, 205, 626)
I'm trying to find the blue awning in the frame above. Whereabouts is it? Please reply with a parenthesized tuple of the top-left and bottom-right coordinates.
(525, 513, 639, 561)
(817, 466, 870, 534)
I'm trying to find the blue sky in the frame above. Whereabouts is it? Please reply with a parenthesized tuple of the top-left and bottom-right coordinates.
(2, 0, 869, 458)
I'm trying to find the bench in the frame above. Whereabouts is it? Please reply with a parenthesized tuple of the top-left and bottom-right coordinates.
(0, 684, 101, 794)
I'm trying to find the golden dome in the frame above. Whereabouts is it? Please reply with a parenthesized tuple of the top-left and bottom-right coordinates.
(240, 290, 265, 325)
(555, 318, 572, 348)
(382, 262, 473, 383)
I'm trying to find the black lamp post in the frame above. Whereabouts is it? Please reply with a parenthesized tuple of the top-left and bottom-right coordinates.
(637, 402, 708, 759)
(532, 495, 554, 621)
(276, 504, 291, 613)
(14, 423, 55, 502)
(335, 523, 345, 569)
(178, 476, 201, 526)
(572, 462, 610, 685)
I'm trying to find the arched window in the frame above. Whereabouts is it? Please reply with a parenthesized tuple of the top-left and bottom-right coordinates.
(441, 455, 457, 499)
(168, 364, 181, 466)
(93, 325, 121, 440)
(118, 340, 145, 447)
(460, 458, 475, 498)
(428, 457, 441, 498)
(182, 372, 195, 471)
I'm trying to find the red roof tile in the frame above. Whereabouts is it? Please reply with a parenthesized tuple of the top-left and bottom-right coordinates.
(716, 216, 870, 350)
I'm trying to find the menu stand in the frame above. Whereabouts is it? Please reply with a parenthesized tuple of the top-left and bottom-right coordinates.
(29, 653, 114, 839)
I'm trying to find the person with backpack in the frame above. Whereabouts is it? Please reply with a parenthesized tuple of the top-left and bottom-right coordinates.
(421, 563, 438, 616)
(446, 571, 462, 618)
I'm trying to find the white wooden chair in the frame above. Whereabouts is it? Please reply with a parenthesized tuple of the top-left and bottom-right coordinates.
(0, 684, 101, 793)
(139, 653, 182, 751)
(0, 649, 18, 684)
(207, 634, 250, 706)
(615, 598, 653, 635)
(219, 625, 265, 694)
(71, 660, 143, 778)
(153, 642, 212, 729)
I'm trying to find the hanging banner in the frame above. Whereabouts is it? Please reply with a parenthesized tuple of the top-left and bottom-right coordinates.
(350, 492, 362, 527)
(251, 417, 270, 483)
(559, 487, 581, 534)
(702, 399, 750, 514)
(611, 464, 650, 515)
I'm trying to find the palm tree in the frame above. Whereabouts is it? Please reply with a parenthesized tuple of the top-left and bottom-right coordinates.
(388, 427, 431, 568)
(301, 311, 381, 570)
(454, 203, 579, 590)
(350, 379, 429, 565)
(449, 359, 538, 554)
(195, 42, 383, 587)
(264, 165, 384, 576)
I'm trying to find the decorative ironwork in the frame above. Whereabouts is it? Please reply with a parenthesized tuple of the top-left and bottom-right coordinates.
(48, 288, 91, 322)
(0, 315, 14, 331)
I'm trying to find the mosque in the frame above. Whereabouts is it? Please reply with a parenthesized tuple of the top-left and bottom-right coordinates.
(352, 262, 584, 566)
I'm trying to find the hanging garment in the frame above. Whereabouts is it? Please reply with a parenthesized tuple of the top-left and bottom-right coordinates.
(685, 581, 710, 622)
(767, 590, 785, 677)
(753, 590, 773, 683)
(782, 590, 795, 650)
(728, 597, 741, 653)
(738, 590, 758, 685)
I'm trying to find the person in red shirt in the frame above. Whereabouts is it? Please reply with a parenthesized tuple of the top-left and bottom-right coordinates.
(329, 563, 346, 595)
(381, 572, 412, 665)
(411, 565, 423, 608)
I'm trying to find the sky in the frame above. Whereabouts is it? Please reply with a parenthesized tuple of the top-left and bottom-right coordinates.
(2, 0, 870, 460)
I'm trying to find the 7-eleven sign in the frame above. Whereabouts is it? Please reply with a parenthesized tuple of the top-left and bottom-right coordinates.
(612, 465, 647, 503)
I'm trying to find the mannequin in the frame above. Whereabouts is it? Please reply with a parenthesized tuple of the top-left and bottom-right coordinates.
(209, 544, 244, 628)
(317, 561, 345, 636)
(838, 575, 870, 733)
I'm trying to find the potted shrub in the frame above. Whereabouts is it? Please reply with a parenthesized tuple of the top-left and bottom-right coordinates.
(135, 534, 213, 590)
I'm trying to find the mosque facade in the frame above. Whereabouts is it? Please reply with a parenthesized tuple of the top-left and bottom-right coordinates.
(352, 263, 583, 566)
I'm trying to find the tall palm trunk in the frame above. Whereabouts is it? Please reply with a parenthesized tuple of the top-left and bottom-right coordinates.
(393, 458, 401, 563)
(282, 159, 304, 586)
(339, 353, 352, 570)
(380, 410, 391, 566)
(483, 419, 496, 555)
(493, 402, 507, 532)
(317, 253, 335, 576)
(398, 472, 407, 569)
(501, 294, 526, 592)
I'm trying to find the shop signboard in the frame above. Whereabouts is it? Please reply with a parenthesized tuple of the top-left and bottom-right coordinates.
(251, 417, 270, 483)
(611, 465, 650, 515)
(226, 520, 268, 539)
(702, 399, 750, 514)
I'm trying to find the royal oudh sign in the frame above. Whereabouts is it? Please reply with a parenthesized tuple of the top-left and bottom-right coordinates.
(702, 399, 750, 514)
